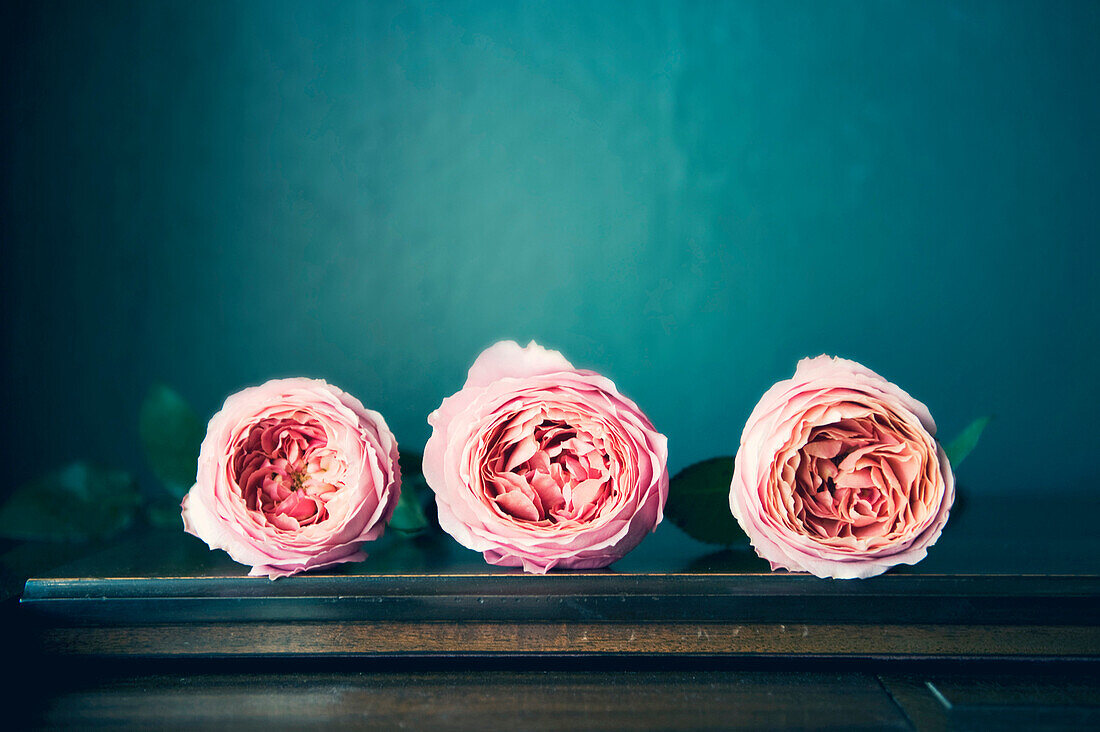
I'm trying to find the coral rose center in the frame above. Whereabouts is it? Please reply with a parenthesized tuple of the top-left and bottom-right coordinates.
(480, 407, 622, 526)
(232, 416, 344, 531)
(782, 411, 931, 548)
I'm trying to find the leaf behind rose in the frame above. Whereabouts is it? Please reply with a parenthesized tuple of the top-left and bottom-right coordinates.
(0, 463, 141, 542)
(665, 457, 748, 546)
(389, 451, 432, 535)
(139, 383, 205, 499)
(943, 416, 992, 470)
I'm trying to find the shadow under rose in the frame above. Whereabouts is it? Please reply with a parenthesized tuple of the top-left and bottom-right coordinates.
(686, 545, 770, 573)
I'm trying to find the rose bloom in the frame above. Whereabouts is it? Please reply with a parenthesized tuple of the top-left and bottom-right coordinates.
(730, 356, 954, 579)
(424, 341, 669, 573)
(181, 378, 401, 579)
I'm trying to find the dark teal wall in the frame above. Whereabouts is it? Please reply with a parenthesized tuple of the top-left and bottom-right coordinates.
(2, 1, 1097, 498)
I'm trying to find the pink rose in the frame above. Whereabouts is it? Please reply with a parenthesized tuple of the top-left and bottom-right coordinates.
(729, 356, 954, 579)
(424, 341, 669, 573)
(181, 378, 401, 578)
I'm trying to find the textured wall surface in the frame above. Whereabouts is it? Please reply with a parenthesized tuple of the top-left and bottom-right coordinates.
(2, 1, 1097, 500)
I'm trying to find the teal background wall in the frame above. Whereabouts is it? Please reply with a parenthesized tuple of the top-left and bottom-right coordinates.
(2, 0, 1097, 501)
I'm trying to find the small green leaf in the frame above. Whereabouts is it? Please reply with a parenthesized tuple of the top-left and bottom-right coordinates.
(0, 463, 140, 542)
(943, 416, 992, 469)
(389, 451, 431, 535)
(139, 383, 205, 499)
(665, 457, 748, 546)
(389, 485, 430, 535)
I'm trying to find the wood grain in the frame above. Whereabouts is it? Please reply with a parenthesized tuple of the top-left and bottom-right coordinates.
(879, 673, 1100, 730)
(39, 621, 1100, 658)
(33, 670, 911, 730)
(23, 571, 1100, 626)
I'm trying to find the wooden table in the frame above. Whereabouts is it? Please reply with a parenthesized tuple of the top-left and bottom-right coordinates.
(7, 490, 1100, 729)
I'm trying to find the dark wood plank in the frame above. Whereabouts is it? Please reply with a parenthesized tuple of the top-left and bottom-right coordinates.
(37, 621, 1100, 658)
(880, 673, 1100, 731)
(35, 670, 911, 730)
(878, 675, 950, 731)
(927, 674, 1100, 729)
(23, 571, 1100, 627)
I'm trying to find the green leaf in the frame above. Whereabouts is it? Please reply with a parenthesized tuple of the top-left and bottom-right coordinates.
(139, 383, 205, 499)
(389, 451, 431, 535)
(665, 457, 748, 546)
(943, 416, 992, 469)
(389, 485, 430, 535)
(0, 463, 140, 542)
